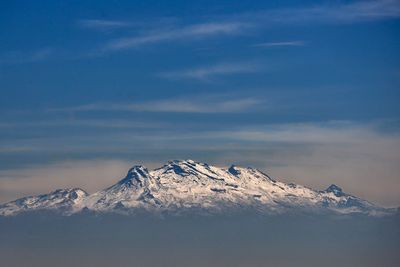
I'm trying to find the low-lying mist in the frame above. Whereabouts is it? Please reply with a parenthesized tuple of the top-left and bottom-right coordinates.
(1, 213, 399, 267)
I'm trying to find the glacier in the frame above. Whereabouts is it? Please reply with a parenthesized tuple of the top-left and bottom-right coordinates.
(0, 159, 395, 216)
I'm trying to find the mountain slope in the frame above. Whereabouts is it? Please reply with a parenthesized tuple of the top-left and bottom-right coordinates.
(0, 188, 87, 216)
(0, 160, 393, 216)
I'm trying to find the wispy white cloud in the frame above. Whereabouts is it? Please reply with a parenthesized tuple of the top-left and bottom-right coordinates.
(252, 41, 305, 48)
(100, 22, 249, 52)
(310, 0, 400, 22)
(51, 95, 264, 113)
(3, 1, 397, 64)
(159, 62, 262, 81)
(0, 119, 167, 130)
(246, 0, 400, 24)
(130, 97, 262, 113)
(90, 1, 400, 54)
(220, 121, 381, 144)
(77, 19, 131, 30)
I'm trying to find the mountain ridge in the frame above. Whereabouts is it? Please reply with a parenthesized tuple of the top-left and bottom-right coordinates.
(0, 159, 395, 217)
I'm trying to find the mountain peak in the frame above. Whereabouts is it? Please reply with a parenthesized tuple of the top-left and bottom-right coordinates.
(325, 184, 344, 197)
(168, 159, 202, 166)
(52, 188, 88, 197)
(158, 159, 209, 176)
(228, 165, 241, 176)
(118, 165, 150, 187)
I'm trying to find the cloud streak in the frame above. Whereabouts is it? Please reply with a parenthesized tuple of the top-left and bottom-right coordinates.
(0, 119, 168, 130)
(50, 95, 264, 113)
(84, 1, 400, 55)
(158, 62, 262, 81)
(10, 1, 395, 62)
(245, 0, 400, 24)
(252, 41, 305, 48)
(77, 19, 131, 30)
(100, 22, 249, 52)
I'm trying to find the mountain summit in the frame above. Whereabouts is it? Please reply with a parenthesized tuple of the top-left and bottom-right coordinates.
(325, 184, 344, 197)
(0, 160, 394, 216)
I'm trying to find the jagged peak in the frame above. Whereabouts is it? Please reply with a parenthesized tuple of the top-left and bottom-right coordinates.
(158, 160, 189, 174)
(127, 165, 149, 175)
(228, 165, 275, 182)
(43, 188, 88, 198)
(118, 165, 150, 187)
(167, 159, 205, 166)
(228, 165, 241, 176)
(156, 159, 209, 175)
(51, 188, 87, 194)
(14, 188, 88, 203)
(325, 184, 344, 197)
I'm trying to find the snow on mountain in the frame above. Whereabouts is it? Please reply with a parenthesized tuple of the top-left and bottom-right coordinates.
(0, 188, 87, 216)
(0, 160, 393, 216)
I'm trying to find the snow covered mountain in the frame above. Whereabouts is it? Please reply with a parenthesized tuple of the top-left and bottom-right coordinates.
(0, 160, 394, 216)
(0, 188, 88, 216)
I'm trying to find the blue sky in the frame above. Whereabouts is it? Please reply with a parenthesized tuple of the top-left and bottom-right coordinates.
(0, 0, 399, 206)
